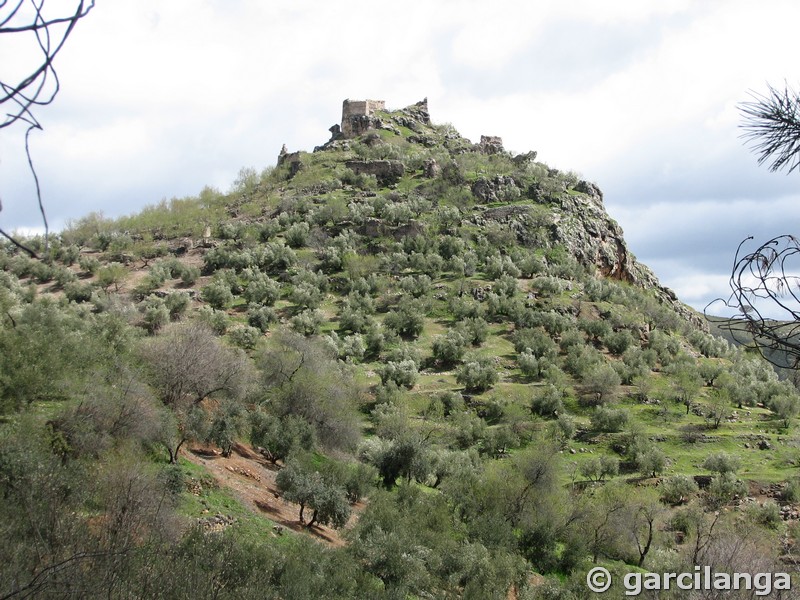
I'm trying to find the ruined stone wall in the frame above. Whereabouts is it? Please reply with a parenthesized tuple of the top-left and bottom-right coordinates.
(345, 159, 405, 185)
(341, 99, 386, 137)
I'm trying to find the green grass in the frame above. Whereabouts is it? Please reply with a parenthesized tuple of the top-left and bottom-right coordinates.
(176, 457, 290, 546)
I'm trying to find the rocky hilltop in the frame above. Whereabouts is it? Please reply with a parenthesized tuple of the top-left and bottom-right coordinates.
(281, 98, 701, 329)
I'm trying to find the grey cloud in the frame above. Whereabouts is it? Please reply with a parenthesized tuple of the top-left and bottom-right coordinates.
(436, 13, 691, 98)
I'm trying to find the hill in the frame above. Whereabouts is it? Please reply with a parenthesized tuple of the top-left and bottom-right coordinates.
(1, 99, 798, 598)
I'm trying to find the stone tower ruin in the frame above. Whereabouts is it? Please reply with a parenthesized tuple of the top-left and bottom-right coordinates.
(340, 99, 386, 138)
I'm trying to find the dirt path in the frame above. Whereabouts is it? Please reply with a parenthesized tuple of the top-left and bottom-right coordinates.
(183, 443, 361, 547)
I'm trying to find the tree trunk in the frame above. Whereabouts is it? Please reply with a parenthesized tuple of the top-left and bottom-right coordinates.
(168, 438, 186, 464)
(637, 522, 654, 567)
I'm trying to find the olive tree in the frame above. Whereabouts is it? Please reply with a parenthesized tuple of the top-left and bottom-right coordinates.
(276, 459, 351, 528)
(257, 331, 362, 451)
(250, 411, 315, 464)
(140, 322, 252, 408)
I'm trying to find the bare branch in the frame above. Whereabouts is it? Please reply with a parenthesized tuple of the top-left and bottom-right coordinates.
(707, 234, 800, 368)
(0, 0, 94, 255)
(0, 0, 95, 128)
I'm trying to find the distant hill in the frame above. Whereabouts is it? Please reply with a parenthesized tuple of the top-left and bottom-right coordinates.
(707, 314, 800, 376)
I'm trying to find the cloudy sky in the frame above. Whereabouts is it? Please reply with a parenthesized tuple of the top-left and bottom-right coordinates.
(2, 0, 800, 314)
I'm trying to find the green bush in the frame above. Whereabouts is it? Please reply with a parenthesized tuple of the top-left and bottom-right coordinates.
(579, 455, 619, 482)
(706, 472, 747, 508)
(379, 360, 418, 389)
(603, 329, 635, 355)
(201, 280, 234, 310)
(164, 291, 191, 320)
(179, 265, 200, 286)
(659, 475, 699, 505)
(581, 362, 621, 405)
(439, 391, 465, 416)
(78, 256, 100, 275)
(431, 330, 467, 367)
(53, 266, 77, 288)
(456, 357, 498, 393)
(635, 446, 667, 478)
(64, 281, 93, 303)
(247, 303, 277, 332)
(96, 262, 128, 291)
(518, 349, 541, 380)
(702, 452, 741, 475)
(251, 412, 316, 465)
(228, 325, 261, 350)
(339, 333, 366, 362)
(290, 309, 324, 336)
(484, 254, 520, 280)
(783, 479, 800, 502)
(243, 273, 280, 306)
(398, 274, 432, 298)
(58, 244, 80, 266)
(531, 385, 564, 418)
(512, 327, 557, 359)
(529, 276, 564, 296)
(457, 317, 488, 346)
(140, 296, 169, 333)
(276, 459, 351, 528)
(289, 281, 323, 310)
(384, 299, 426, 339)
(589, 406, 629, 432)
(743, 500, 782, 529)
(197, 306, 228, 334)
(285, 222, 310, 248)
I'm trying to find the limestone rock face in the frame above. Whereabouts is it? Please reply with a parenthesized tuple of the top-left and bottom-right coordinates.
(555, 188, 705, 329)
(471, 176, 519, 204)
(474, 179, 705, 330)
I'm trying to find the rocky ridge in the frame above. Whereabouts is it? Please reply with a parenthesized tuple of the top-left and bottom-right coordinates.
(303, 98, 703, 330)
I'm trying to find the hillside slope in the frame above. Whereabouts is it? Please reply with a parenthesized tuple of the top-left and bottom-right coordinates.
(2, 98, 799, 598)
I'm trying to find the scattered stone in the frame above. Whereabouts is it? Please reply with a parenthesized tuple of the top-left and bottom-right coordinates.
(225, 465, 261, 481)
(198, 513, 236, 533)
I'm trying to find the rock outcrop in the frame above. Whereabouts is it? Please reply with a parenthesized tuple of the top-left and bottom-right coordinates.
(474, 179, 705, 329)
(477, 135, 504, 154)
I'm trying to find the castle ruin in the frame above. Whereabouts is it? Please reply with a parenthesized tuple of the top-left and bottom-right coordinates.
(340, 99, 386, 138)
